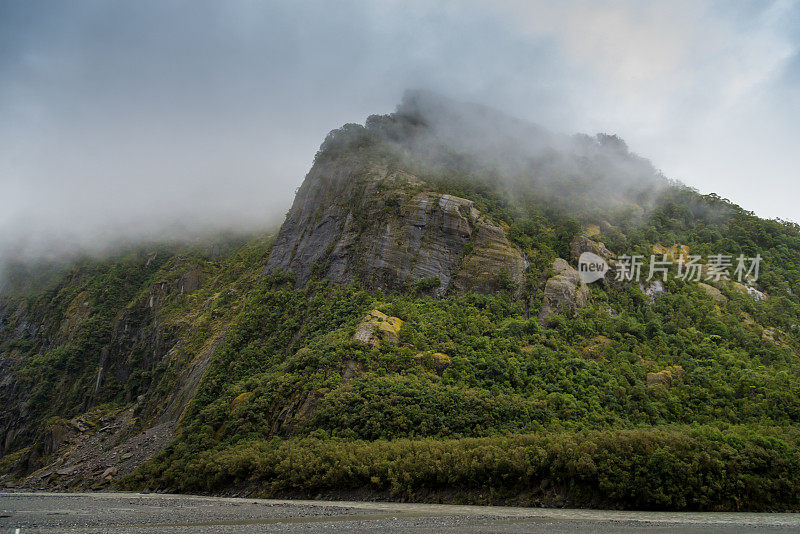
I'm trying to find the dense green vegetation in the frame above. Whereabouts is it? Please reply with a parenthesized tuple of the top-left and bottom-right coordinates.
(5, 249, 171, 420)
(120, 193, 800, 508)
(169, 276, 800, 443)
(0, 233, 273, 454)
(3, 121, 800, 510)
(123, 426, 800, 511)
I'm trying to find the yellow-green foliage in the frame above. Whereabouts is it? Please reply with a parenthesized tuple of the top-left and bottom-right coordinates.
(123, 425, 800, 511)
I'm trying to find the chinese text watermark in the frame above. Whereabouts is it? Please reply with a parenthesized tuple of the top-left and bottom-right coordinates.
(578, 252, 761, 284)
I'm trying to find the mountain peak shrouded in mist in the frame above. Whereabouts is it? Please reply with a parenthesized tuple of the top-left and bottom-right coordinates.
(5, 2, 800, 520)
(263, 91, 671, 297)
(322, 91, 668, 216)
(4, 86, 800, 512)
(0, 91, 678, 294)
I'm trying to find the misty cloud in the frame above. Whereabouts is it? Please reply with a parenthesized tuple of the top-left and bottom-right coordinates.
(1, 1, 799, 265)
(364, 90, 667, 217)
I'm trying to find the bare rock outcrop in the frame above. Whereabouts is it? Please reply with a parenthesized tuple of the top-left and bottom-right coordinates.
(539, 258, 590, 323)
(354, 310, 403, 346)
(731, 281, 767, 301)
(265, 155, 527, 296)
(177, 266, 202, 295)
(570, 235, 614, 263)
(641, 280, 666, 302)
(698, 282, 727, 304)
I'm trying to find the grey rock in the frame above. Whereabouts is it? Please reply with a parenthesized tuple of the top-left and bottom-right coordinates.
(641, 280, 666, 301)
(353, 310, 402, 346)
(265, 158, 526, 295)
(539, 258, 590, 323)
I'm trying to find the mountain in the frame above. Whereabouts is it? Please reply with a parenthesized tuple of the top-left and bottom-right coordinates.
(2, 92, 800, 510)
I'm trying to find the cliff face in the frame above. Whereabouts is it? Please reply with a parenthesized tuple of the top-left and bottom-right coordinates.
(266, 157, 527, 295)
(0, 237, 271, 489)
(0, 265, 191, 485)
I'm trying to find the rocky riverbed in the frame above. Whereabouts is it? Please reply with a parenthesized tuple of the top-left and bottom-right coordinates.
(2, 492, 799, 533)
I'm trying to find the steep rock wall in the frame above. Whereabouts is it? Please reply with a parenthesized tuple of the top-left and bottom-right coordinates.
(266, 157, 527, 295)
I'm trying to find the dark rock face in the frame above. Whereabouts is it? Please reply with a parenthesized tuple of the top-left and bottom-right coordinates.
(177, 267, 202, 295)
(266, 158, 527, 295)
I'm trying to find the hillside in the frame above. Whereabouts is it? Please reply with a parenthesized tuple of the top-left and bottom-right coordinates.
(2, 92, 800, 510)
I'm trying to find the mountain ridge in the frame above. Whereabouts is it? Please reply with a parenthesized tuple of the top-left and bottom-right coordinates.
(2, 93, 800, 510)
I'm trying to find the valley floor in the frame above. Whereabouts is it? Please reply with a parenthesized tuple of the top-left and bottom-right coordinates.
(1, 492, 799, 533)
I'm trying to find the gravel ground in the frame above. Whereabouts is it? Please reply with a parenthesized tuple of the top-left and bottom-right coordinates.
(1, 492, 799, 533)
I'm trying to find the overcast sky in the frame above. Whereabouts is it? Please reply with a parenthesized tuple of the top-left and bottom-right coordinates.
(1, 0, 799, 261)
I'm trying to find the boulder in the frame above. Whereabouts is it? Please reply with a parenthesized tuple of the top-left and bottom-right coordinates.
(539, 259, 590, 323)
(101, 466, 117, 479)
(354, 310, 403, 345)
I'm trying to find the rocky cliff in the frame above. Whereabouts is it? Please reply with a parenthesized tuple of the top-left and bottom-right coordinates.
(265, 155, 528, 296)
(539, 258, 590, 323)
(265, 90, 667, 298)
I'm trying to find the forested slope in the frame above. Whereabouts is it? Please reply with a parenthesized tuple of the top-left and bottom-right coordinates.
(3, 93, 800, 510)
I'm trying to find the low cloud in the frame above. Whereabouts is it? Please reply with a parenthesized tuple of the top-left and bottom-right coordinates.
(1, 0, 798, 268)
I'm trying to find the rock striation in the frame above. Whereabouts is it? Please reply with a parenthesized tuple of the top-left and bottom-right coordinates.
(265, 155, 527, 295)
